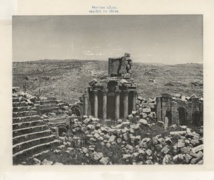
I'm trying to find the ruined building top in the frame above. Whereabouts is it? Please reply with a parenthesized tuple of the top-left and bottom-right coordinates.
(108, 53, 132, 79)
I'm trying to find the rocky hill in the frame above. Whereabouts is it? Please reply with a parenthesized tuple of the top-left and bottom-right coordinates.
(13, 60, 203, 104)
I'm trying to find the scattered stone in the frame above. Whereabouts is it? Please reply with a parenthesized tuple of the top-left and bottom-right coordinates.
(138, 119, 148, 125)
(192, 144, 203, 153)
(42, 159, 53, 165)
(100, 157, 109, 165)
(33, 158, 41, 165)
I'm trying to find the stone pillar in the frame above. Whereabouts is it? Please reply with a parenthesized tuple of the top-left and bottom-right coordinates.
(102, 89, 107, 120)
(83, 93, 88, 116)
(123, 90, 129, 118)
(156, 97, 162, 122)
(132, 91, 137, 111)
(115, 90, 120, 120)
(94, 90, 98, 118)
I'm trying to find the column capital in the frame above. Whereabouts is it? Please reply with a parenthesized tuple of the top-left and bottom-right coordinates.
(123, 90, 129, 95)
(131, 90, 137, 95)
(115, 86, 121, 95)
(93, 89, 98, 94)
(101, 88, 108, 95)
(115, 90, 121, 95)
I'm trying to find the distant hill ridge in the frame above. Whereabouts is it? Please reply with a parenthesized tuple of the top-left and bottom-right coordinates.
(13, 59, 203, 104)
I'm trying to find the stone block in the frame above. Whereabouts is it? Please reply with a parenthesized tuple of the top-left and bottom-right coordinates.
(170, 131, 186, 135)
(89, 79, 98, 86)
(109, 135, 116, 142)
(177, 140, 185, 148)
(192, 144, 203, 153)
(161, 145, 170, 154)
(138, 119, 148, 125)
(146, 149, 152, 156)
(42, 159, 53, 165)
(143, 108, 151, 113)
(100, 157, 109, 165)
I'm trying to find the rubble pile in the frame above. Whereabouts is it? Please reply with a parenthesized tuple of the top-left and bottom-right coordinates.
(12, 88, 203, 165)
(41, 114, 203, 165)
(171, 93, 203, 102)
(136, 96, 156, 122)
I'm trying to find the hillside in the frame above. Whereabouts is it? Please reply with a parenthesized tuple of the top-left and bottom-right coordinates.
(13, 60, 203, 104)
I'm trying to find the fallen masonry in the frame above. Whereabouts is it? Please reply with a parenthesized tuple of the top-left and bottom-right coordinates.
(12, 86, 203, 165)
(12, 54, 203, 165)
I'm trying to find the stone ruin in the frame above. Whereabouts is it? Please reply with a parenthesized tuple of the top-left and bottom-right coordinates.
(12, 53, 204, 165)
(156, 93, 203, 127)
(80, 53, 137, 121)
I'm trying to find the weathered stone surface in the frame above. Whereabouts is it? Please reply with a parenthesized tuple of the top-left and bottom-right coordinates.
(138, 119, 148, 125)
(100, 157, 109, 165)
(42, 159, 53, 165)
(33, 158, 41, 165)
(142, 108, 151, 113)
(192, 145, 203, 153)
(94, 152, 104, 160)
(170, 131, 186, 135)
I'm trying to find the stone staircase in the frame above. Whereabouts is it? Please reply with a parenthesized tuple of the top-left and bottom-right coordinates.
(12, 89, 61, 165)
(34, 97, 70, 116)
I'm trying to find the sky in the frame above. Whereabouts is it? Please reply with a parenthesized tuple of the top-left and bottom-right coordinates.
(12, 15, 203, 64)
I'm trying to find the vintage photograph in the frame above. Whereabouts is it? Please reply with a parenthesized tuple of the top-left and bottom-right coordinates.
(12, 15, 203, 165)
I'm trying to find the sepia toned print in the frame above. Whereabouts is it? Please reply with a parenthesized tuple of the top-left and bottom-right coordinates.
(12, 15, 203, 165)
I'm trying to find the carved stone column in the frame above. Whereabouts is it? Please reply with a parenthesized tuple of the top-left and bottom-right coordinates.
(132, 91, 137, 111)
(102, 89, 107, 120)
(123, 90, 129, 118)
(115, 89, 120, 120)
(83, 92, 88, 116)
(94, 90, 98, 118)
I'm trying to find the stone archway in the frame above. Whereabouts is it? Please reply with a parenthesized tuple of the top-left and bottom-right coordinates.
(71, 105, 81, 117)
(177, 107, 186, 125)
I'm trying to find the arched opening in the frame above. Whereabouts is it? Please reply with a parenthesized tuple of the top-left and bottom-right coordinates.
(178, 107, 186, 125)
(71, 106, 81, 117)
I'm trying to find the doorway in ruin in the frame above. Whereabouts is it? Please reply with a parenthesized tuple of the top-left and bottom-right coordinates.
(166, 110, 172, 125)
(192, 111, 201, 127)
(178, 107, 186, 125)
(58, 125, 68, 136)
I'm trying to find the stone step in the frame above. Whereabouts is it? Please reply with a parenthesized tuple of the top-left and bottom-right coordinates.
(13, 130, 52, 145)
(38, 104, 59, 109)
(32, 149, 50, 159)
(40, 100, 58, 105)
(13, 120, 44, 130)
(13, 139, 60, 164)
(13, 135, 56, 154)
(13, 101, 29, 107)
(39, 107, 60, 114)
(13, 125, 49, 137)
(13, 106, 36, 112)
(13, 115, 41, 123)
(13, 110, 38, 117)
